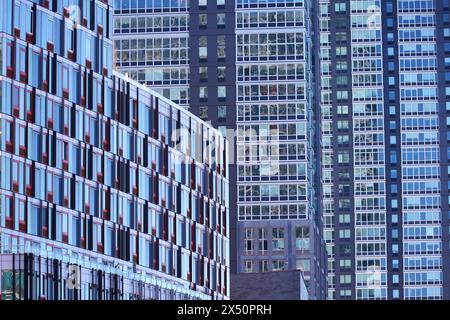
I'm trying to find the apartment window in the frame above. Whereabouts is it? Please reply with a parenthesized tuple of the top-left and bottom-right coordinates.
(340, 290, 351, 298)
(337, 105, 348, 115)
(392, 259, 399, 269)
(296, 259, 310, 272)
(217, 36, 226, 59)
(392, 244, 399, 254)
(218, 86, 226, 99)
(217, 66, 226, 81)
(199, 106, 208, 119)
(258, 228, 268, 254)
(336, 76, 348, 86)
(338, 151, 349, 164)
(295, 226, 310, 251)
(245, 260, 253, 273)
(259, 260, 268, 272)
(391, 169, 397, 179)
(199, 36, 207, 60)
(199, 14, 207, 28)
(337, 90, 348, 101)
(339, 214, 350, 224)
(199, 67, 208, 81)
(272, 227, 285, 251)
(338, 135, 349, 145)
(340, 259, 351, 269)
(390, 151, 397, 165)
(389, 106, 396, 115)
(217, 13, 225, 27)
(338, 120, 349, 130)
(340, 275, 351, 284)
(336, 46, 347, 57)
(218, 106, 226, 121)
(199, 0, 207, 7)
(272, 260, 286, 271)
(217, 0, 225, 6)
(388, 62, 395, 72)
(199, 87, 208, 100)
(388, 47, 394, 57)
(393, 290, 400, 299)
(339, 229, 351, 239)
(218, 126, 227, 137)
(336, 61, 347, 71)
(335, 3, 346, 12)
(244, 228, 254, 255)
(336, 32, 347, 42)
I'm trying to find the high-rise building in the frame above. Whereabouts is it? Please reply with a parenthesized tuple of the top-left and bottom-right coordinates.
(234, 0, 326, 300)
(318, 0, 450, 299)
(0, 0, 229, 300)
(113, 0, 327, 299)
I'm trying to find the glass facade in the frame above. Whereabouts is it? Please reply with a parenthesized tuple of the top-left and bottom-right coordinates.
(0, 0, 229, 300)
(113, 0, 190, 107)
(319, 0, 450, 300)
(112, 0, 328, 300)
(235, 0, 327, 300)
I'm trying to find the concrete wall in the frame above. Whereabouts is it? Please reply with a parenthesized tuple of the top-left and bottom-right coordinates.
(230, 270, 308, 300)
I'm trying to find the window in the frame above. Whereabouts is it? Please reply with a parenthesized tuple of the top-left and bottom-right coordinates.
(199, 67, 208, 81)
(340, 290, 352, 298)
(199, 0, 207, 7)
(217, 13, 225, 27)
(335, 3, 346, 12)
(217, 66, 226, 81)
(336, 46, 347, 57)
(244, 228, 253, 255)
(217, 36, 226, 59)
(199, 87, 208, 100)
(199, 36, 207, 59)
(340, 259, 351, 268)
(337, 90, 348, 101)
(245, 260, 253, 273)
(218, 86, 226, 98)
(340, 275, 351, 284)
(236, 32, 304, 60)
(338, 151, 349, 164)
(393, 290, 400, 299)
(388, 47, 394, 56)
(199, 106, 208, 119)
(296, 259, 310, 272)
(259, 260, 268, 272)
(337, 105, 348, 115)
(199, 14, 207, 28)
(272, 260, 286, 271)
(258, 228, 268, 254)
(217, 0, 225, 6)
(218, 106, 226, 120)
(295, 226, 310, 251)
(337, 76, 348, 86)
(339, 229, 351, 239)
(272, 227, 285, 250)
